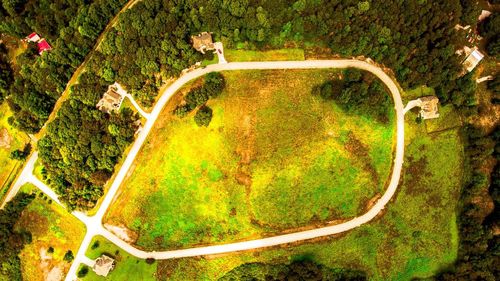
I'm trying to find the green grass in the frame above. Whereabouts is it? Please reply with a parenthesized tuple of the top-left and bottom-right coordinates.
(0, 103, 30, 199)
(106, 69, 396, 250)
(81, 236, 156, 281)
(155, 116, 463, 281)
(15, 184, 86, 281)
(224, 48, 305, 62)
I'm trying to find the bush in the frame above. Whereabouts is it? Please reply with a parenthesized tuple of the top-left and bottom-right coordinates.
(9, 143, 31, 161)
(204, 72, 225, 98)
(77, 266, 89, 278)
(145, 258, 156, 264)
(91, 240, 100, 250)
(63, 250, 74, 262)
(185, 87, 208, 108)
(47, 247, 54, 254)
(194, 106, 213, 127)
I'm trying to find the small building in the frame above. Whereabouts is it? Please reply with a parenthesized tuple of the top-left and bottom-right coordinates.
(92, 255, 115, 277)
(418, 96, 440, 120)
(97, 83, 124, 113)
(462, 48, 484, 73)
(478, 10, 491, 22)
(26, 32, 41, 42)
(37, 39, 52, 54)
(191, 32, 215, 54)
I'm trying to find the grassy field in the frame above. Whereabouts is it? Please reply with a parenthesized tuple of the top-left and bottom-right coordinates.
(224, 48, 305, 62)
(80, 236, 157, 281)
(0, 103, 30, 200)
(154, 108, 464, 281)
(14, 184, 85, 281)
(105, 69, 396, 250)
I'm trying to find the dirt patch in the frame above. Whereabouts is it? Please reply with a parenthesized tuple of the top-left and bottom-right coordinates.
(0, 128, 12, 148)
(344, 132, 379, 184)
(46, 266, 64, 281)
(403, 156, 432, 196)
(104, 223, 138, 243)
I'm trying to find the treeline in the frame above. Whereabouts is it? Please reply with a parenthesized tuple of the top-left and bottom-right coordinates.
(478, 12, 500, 58)
(0, 43, 13, 101)
(0, 0, 127, 133)
(437, 125, 499, 280)
(313, 69, 390, 123)
(220, 260, 366, 281)
(0, 192, 35, 280)
(38, 72, 139, 210)
(91, 0, 468, 107)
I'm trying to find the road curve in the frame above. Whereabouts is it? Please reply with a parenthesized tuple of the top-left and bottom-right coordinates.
(58, 59, 404, 280)
(96, 60, 405, 257)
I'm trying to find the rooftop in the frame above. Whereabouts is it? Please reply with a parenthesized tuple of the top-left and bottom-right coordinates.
(418, 96, 440, 120)
(191, 32, 215, 54)
(93, 255, 115, 277)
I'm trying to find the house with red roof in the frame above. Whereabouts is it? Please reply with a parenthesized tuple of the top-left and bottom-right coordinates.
(37, 39, 52, 54)
(26, 32, 41, 43)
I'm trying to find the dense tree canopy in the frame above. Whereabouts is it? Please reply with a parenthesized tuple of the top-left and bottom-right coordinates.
(1, 0, 127, 133)
(38, 75, 139, 210)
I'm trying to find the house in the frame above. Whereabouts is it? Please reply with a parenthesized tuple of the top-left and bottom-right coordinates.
(418, 96, 440, 120)
(26, 32, 41, 42)
(97, 83, 124, 113)
(92, 255, 115, 277)
(191, 32, 215, 54)
(37, 39, 52, 54)
(462, 48, 484, 73)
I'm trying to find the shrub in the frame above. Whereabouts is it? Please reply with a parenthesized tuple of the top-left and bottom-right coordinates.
(91, 240, 100, 250)
(204, 72, 225, 98)
(194, 106, 213, 127)
(47, 247, 54, 254)
(63, 250, 74, 262)
(146, 258, 156, 264)
(77, 266, 89, 278)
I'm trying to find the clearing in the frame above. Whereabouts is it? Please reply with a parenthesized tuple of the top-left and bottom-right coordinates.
(15, 184, 85, 281)
(105, 69, 396, 250)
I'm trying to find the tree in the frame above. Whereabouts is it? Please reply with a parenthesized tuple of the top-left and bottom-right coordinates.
(10, 143, 31, 160)
(194, 106, 212, 127)
(77, 266, 89, 278)
(63, 250, 74, 262)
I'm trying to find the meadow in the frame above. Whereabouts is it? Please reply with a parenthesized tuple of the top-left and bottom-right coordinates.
(155, 107, 464, 281)
(105, 69, 396, 250)
(15, 184, 85, 281)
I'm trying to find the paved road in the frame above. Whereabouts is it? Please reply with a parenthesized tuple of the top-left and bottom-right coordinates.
(2, 59, 405, 280)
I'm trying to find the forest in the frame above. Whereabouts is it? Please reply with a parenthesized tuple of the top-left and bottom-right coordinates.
(0, 0, 127, 133)
(86, 0, 470, 109)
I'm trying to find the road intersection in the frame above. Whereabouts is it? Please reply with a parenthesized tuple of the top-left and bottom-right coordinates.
(2, 59, 406, 281)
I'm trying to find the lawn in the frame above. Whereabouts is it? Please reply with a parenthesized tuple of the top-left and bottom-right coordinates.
(224, 48, 305, 62)
(155, 113, 463, 281)
(105, 69, 396, 250)
(15, 184, 86, 281)
(80, 236, 156, 281)
(0, 103, 30, 200)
